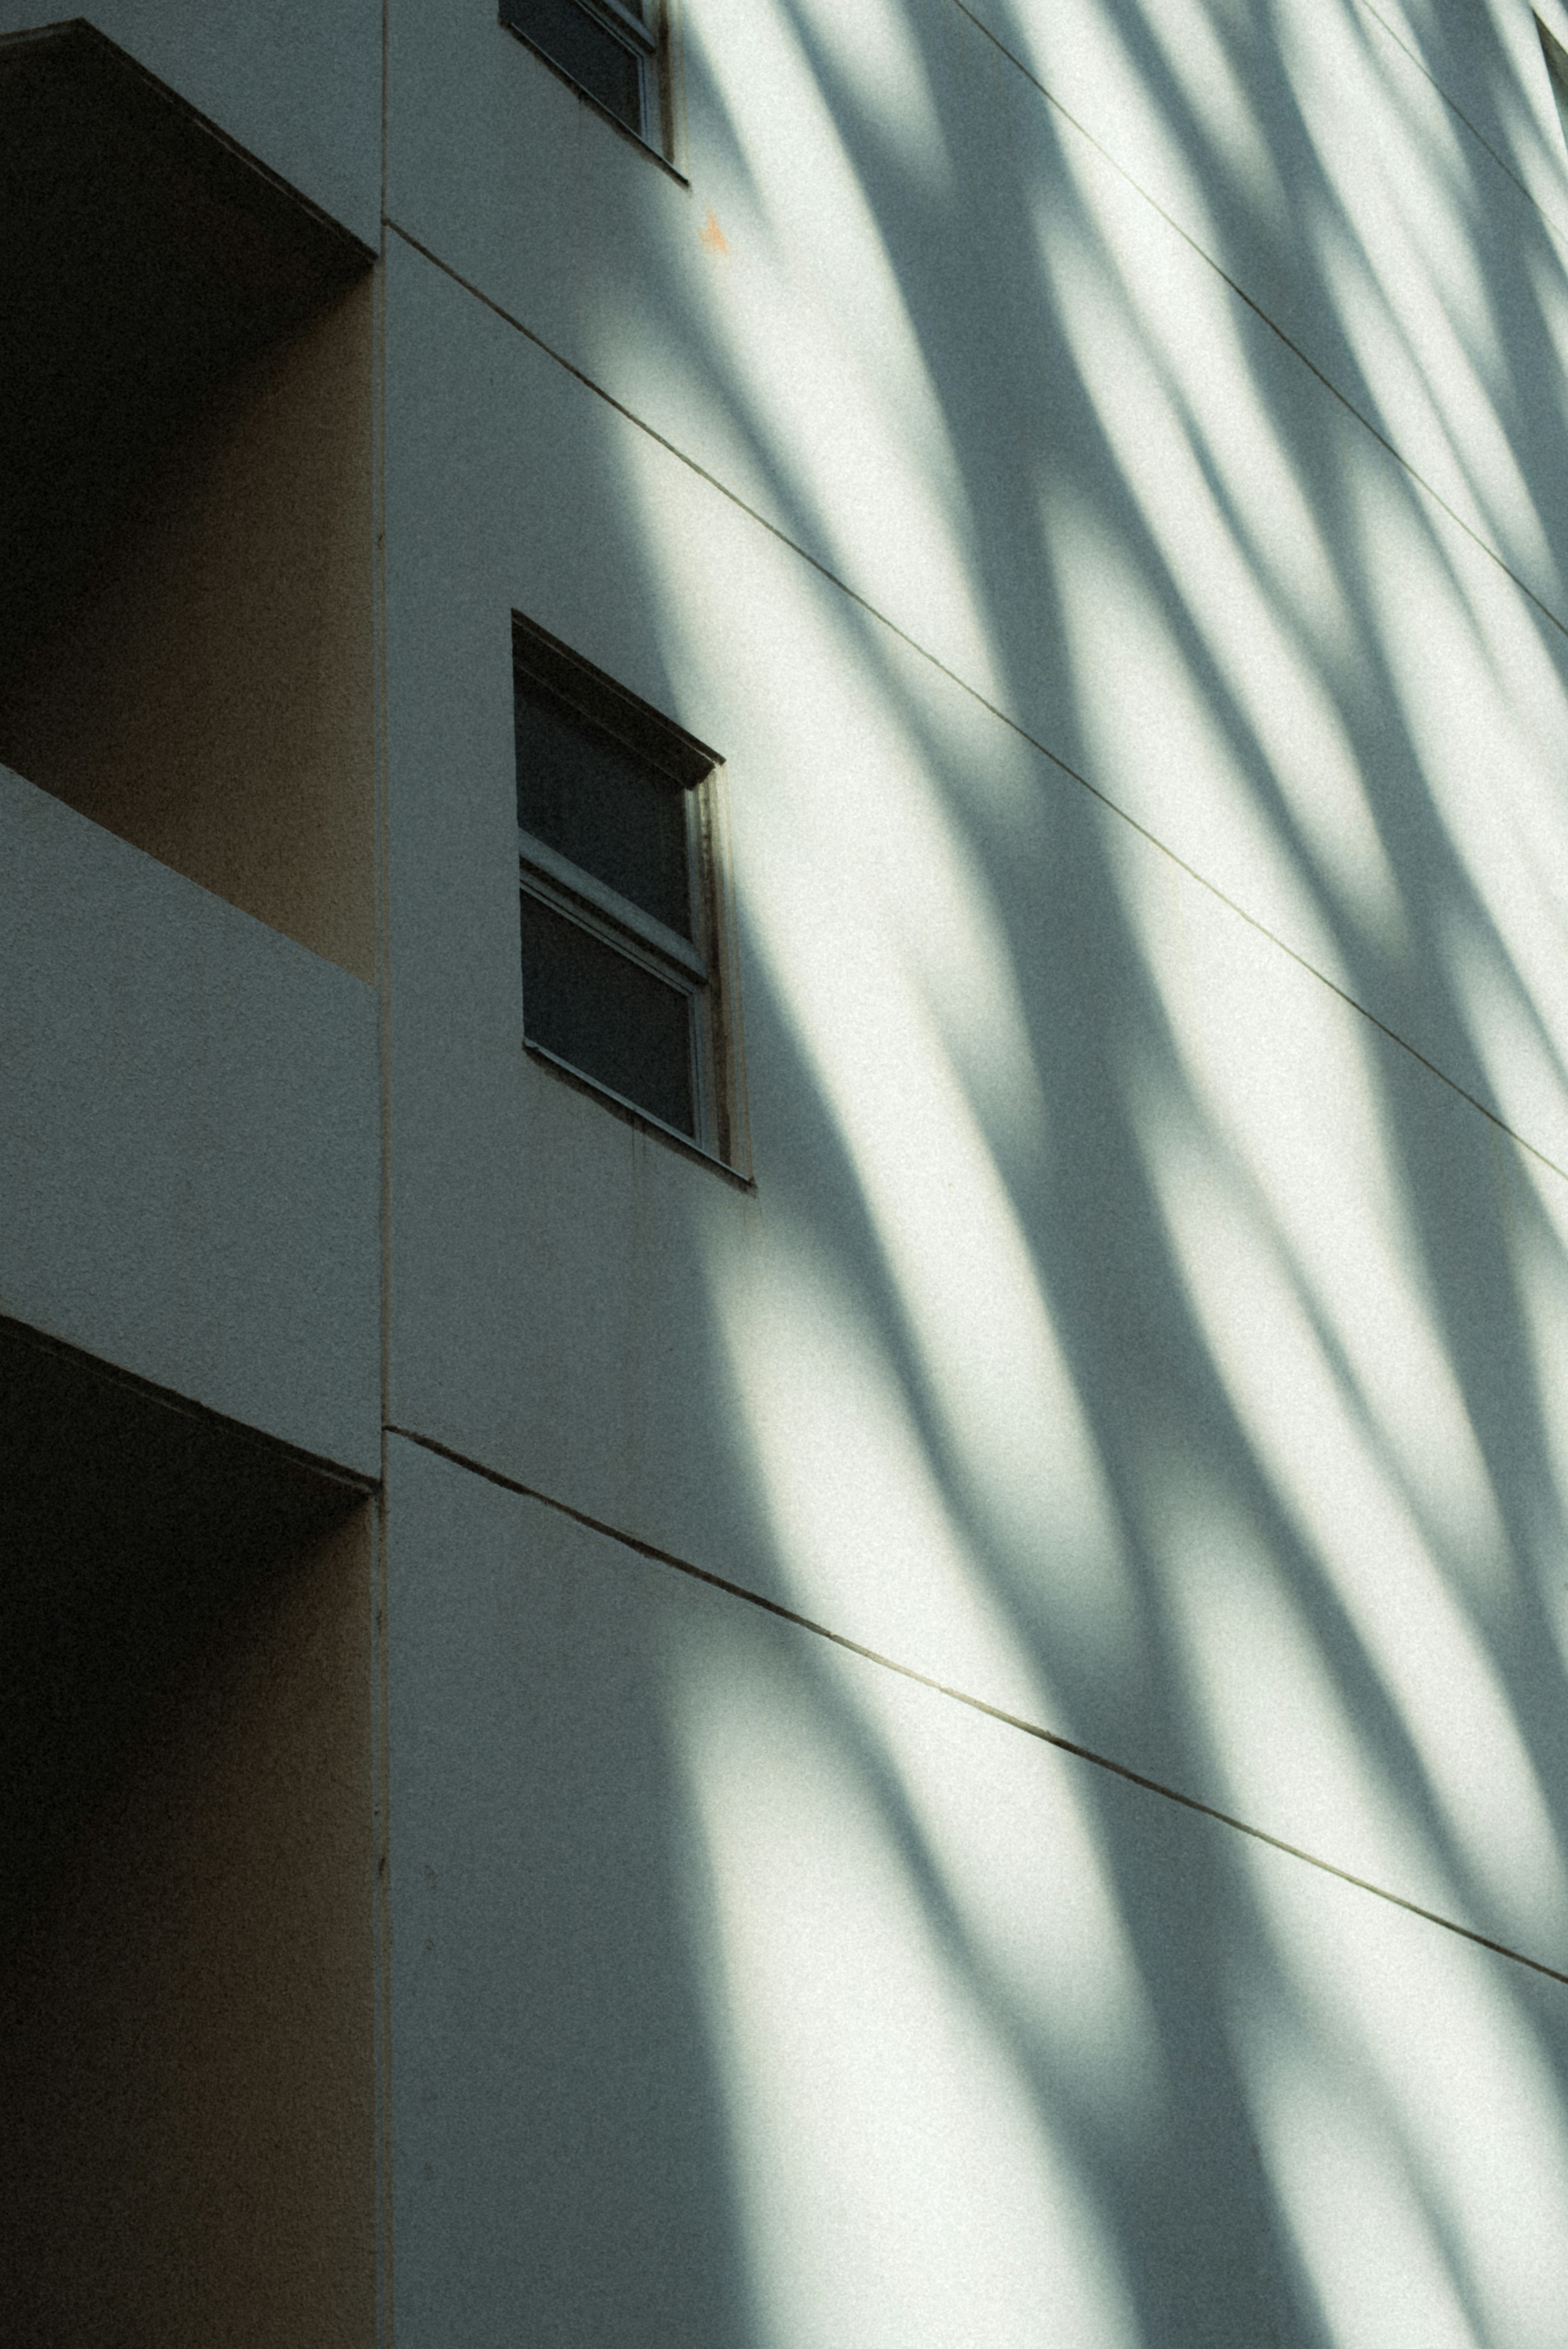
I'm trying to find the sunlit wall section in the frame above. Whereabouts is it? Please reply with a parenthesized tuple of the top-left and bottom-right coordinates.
(384, 1441, 1568, 2349)
(378, 0, 1568, 2341)
(665, 0, 1568, 1159)
(606, 393, 1568, 1950)
(997, 0, 1568, 591)
(617, 1, 1568, 2333)
(385, 0, 1568, 1152)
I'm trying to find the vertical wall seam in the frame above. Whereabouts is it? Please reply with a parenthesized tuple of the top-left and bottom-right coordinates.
(372, 1, 395, 2334)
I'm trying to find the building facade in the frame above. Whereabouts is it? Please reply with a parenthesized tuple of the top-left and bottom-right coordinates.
(3, 2, 1568, 2341)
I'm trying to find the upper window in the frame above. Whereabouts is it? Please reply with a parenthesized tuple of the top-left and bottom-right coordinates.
(500, 0, 664, 150)
(514, 618, 744, 1170)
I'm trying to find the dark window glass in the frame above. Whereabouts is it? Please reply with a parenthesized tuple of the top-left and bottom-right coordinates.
(516, 681, 692, 937)
(501, 0, 643, 133)
(521, 894, 695, 1135)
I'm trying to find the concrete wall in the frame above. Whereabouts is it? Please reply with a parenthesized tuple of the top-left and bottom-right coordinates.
(0, 1504, 380, 2349)
(378, 153, 1568, 1936)
(9, 0, 1568, 2340)
(0, 279, 378, 983)
(0, 767, 380, 1475)
(376, 1, 1568, 2340)
(385, 1435, 1568, 2348)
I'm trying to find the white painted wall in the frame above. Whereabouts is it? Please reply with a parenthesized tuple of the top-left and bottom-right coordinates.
(376, 3, 1568, 2340)
(379, 166, 1568, 1930)
(386, 1435, 1568, 2349)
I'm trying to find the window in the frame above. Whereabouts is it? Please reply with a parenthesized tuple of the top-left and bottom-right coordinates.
(514, 617, 743, 1169)
(500, 0, 663, 149)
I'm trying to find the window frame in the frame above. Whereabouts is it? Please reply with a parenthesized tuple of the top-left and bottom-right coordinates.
(498, 0, 679, 170)
(513, 615, 748, 1178)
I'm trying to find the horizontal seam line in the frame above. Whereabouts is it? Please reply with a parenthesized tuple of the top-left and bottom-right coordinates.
(954, 0, 1568, 261)
(387, 1421, 1568, 1990)
(1354, 0, 1568, 249)
(384, 217, 1568, 1192)
(945, 0, 1568, 649)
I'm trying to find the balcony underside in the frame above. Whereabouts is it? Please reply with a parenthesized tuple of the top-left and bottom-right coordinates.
(0, 17, 372, 686)
(0, 1314, 371, 1950)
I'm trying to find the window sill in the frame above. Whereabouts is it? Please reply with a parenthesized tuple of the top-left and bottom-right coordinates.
(524, 1040, 754, 1188)
(500, 22, 690, 185)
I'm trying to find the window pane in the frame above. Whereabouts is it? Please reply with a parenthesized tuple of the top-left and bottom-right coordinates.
(521, 893, 695, 1136)
(501, 0, 642, 133)
(515, 680, 692, 937)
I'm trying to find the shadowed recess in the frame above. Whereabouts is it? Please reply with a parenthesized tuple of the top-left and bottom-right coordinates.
(0, 1315, 372, 1955)
(0, 18, 372, 690)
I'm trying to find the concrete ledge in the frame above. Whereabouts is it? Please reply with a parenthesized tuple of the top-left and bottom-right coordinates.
(0, 765, 380, 1475)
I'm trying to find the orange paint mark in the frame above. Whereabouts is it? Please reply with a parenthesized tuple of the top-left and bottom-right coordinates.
(699, 208, 729, 256)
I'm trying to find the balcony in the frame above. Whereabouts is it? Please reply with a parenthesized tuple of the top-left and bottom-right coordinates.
(0, 763, 379, 1940)
(0, 764, 380, 1469)
(0, 16, 384, 2304)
